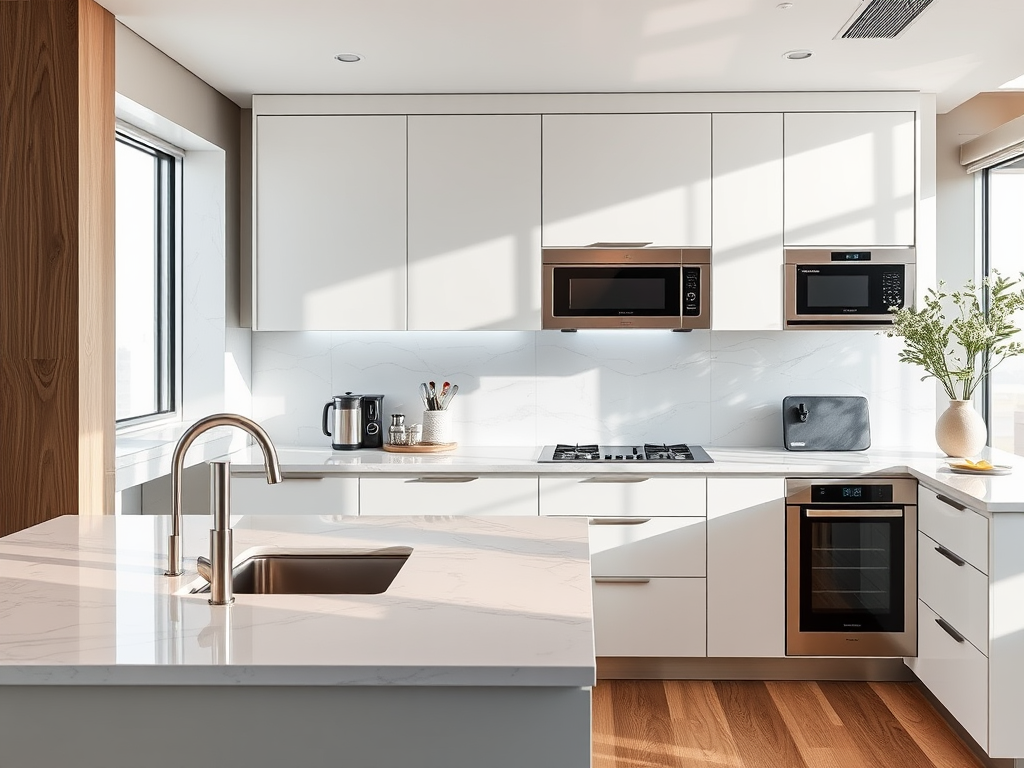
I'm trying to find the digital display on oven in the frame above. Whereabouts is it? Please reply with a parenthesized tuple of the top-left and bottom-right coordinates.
(811, 484, 894, 503)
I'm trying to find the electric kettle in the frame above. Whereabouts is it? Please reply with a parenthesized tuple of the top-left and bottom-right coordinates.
(322, 392, 362, 450)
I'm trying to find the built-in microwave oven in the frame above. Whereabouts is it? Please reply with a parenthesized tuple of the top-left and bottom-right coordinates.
(784, 248, 916, 330)
(541, 247, 711, 330)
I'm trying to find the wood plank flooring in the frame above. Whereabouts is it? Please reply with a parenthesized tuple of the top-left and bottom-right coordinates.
(592, 681, 984, 768)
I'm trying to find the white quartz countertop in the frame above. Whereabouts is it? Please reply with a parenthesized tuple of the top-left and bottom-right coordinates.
(227, 445, 1024, 514)
(0, 515, 594, 687)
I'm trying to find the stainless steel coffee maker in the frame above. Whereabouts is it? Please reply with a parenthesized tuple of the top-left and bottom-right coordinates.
(322, 393, 362, 450)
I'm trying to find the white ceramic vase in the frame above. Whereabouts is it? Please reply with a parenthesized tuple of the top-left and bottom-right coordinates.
(934, 400, 987, 458)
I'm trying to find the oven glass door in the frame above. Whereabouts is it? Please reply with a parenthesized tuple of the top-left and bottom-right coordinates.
(795, 264, 904, 316)
(550, 266, 681, 317)
(798, 507, 906, 633)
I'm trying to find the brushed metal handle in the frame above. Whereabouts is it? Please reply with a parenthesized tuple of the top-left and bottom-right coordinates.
(411, 476, 478, 483)
(935, 617, 966, 644)
(934, 545, 966, 567)
(936, 493, 966, 512)
(805, 508, 903, 518)
(589, 517, 652, 526)
(594, 578, 651, 584)
(581, 476, 651, 484)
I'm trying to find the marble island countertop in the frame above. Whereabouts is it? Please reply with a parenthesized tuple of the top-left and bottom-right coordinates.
(0, 514, 594, 687)
(227, 444, 1024, 514)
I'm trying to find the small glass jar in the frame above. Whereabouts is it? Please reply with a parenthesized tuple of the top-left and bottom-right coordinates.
(388, 414, 407, 446)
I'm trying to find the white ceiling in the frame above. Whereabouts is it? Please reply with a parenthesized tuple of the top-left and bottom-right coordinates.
(98, 0, 1024, 113)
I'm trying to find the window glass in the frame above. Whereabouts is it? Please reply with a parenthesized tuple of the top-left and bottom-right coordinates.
(115, 134, 177, 423)
(985, 156, 1024, 454)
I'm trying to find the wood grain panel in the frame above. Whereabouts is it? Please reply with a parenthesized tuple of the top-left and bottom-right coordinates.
(76, 0, 115, 515)
(0, 0, 114, 535)
(593, 681, 983, 768)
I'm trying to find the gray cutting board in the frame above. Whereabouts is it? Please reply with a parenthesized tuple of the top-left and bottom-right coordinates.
(782, 395, 871, 451)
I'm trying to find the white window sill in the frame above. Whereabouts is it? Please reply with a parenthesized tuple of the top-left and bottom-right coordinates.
(115, 423, 238, 492)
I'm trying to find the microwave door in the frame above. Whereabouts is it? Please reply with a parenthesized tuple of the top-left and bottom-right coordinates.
(788, 264, 906, 326)
(547, 265, 683, 329)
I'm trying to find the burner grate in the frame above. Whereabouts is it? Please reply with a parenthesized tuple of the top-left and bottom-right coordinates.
(643, 443, 695, 460)
(551, 443, 600, 461)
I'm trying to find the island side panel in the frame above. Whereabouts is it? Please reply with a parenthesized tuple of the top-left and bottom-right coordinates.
(0, 685, 592, 768)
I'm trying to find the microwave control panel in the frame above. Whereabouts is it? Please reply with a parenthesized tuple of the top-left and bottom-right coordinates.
(683, 267, 701, 316)
(881, 269, 905, 309)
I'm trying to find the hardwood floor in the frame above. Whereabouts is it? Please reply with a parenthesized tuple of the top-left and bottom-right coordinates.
(592, 680, 984, 768)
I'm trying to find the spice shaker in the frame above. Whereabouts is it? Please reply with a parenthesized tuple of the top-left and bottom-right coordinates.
(388, 414, 406, 446)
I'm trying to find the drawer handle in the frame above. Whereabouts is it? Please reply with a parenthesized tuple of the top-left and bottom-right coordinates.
(581, 476, 651, 484)
(589, 518, 651, 526)
(936, 493, 966, 512)
(594, 578, 651, 584)
(934, 545, 966, 567)
(410, 476, 479, 483)
(279, 473, 328, 481)
(935, 617, 966, 644)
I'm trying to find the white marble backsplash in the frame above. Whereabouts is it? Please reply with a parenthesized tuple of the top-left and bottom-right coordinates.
(251, 330, 934, 449)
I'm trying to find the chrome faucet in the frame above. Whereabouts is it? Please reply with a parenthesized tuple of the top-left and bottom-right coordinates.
(166, 414, 282, 605)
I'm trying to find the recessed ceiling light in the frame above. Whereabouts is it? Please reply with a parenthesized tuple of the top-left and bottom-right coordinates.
(783, 49, 813, 60)
(334, 53, 362, 63)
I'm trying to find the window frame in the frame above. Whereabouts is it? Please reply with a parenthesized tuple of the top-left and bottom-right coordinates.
(114, 123, 184, 431)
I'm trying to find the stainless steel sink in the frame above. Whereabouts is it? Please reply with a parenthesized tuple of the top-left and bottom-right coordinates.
(190, 547, 412, 595)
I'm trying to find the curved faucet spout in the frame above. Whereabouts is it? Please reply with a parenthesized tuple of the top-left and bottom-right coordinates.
(166, 413, 282, 577)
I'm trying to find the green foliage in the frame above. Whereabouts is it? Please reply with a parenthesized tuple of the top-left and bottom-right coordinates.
(886, 271, 1024, 401)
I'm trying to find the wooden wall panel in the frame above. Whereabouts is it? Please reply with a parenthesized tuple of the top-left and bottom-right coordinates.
(0, 0, 114, 536)
(77, 0, 116, 515)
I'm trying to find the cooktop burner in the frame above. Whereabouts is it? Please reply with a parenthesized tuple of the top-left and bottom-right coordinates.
(539, 443, 714, 463)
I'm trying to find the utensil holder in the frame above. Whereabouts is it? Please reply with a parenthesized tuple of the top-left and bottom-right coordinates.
(421, 410, 452, 444)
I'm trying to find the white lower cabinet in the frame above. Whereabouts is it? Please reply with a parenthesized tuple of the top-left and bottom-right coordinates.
(918, 531, 988, 652)
(359, 476, 538, 516)
(706, 477, 786, 657)
(592, 577, 707, 657)
(541, 476, 707, 657)
(231, 475, 359, 516)
(908, 600, 989, 751)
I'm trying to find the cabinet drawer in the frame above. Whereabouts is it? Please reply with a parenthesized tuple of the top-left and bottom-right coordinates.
(908, 601, 988, 751)
(231, 475, 358, 515)
(919, 486, 988, 574)
(540, 476, 706, 517)
(360, 476, 538, 516)
(919, 531, 988, 653)
(590, 517, 705, 577)
(593, 577, 706, 657)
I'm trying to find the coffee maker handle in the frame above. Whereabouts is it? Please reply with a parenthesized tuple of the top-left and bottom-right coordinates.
(322, 401, 334, 437)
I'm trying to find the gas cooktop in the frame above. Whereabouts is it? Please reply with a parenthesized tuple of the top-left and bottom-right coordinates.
(538, 443, 714, 463)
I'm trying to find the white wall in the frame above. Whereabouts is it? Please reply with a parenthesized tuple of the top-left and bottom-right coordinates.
(252, 329, 933, 449)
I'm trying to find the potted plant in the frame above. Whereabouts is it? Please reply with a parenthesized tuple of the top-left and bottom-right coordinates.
(886, 271, 1024, 457)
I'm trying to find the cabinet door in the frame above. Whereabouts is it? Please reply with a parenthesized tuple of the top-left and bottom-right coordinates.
(712, 113, 784, 330)
(784, 112, 915, 247)
(593, 577, 707, 657)
(360, 476, 538, 516)
(231, 475, 359, 516)
(255, 115, 407, 330)
(918, 486, 988, 574)
(408, 115, 541, 330)
(706, 477, 786, 657)
(589, 516, 706, 577)
(542, 113, 711, 247)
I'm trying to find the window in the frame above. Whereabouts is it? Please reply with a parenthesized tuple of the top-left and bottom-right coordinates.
(114, 130, 181, 425)
(983, 155, 1024, 454)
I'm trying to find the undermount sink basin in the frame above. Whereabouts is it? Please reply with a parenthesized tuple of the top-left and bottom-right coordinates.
(190, 547, 412, 595)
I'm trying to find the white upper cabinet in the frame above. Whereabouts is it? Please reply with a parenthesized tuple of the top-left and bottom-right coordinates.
(255, 115, 407, 330)
(542, 113, 712, 247)
(408, 115, 541, 330)
(783, 111, 915, 247)
(711, 113, 784, 330)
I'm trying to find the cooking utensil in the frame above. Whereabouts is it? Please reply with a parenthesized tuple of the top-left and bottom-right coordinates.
(420, 383, 431, 411)
(440, 383, 458, 410)
(428, 381, 437, 410)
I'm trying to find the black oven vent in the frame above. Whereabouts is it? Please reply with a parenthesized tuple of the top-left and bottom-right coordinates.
(837, 0, 936, 39)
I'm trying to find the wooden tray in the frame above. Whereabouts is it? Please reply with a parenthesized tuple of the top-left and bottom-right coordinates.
(382, 442, 458, 453)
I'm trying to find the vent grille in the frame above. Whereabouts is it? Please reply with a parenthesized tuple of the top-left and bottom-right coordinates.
(838, 0, 936, 39)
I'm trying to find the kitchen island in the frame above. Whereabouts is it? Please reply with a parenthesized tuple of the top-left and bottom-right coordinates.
(0, 514, 594, 768)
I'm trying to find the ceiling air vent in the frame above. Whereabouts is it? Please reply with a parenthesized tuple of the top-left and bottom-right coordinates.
(836, 0, 936, 39)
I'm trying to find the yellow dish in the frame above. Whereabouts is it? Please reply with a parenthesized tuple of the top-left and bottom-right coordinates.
(948, 459, 994, 471)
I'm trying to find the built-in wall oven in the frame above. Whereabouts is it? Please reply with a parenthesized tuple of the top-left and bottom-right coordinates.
(786, 477, 917, 657)
(784, 247, 916, 330)
(542, 247, 711, 330)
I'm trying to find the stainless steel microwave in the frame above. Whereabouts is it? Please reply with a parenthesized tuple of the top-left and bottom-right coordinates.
(542, 247, 711, 330)
(784, 248, 916, 330)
